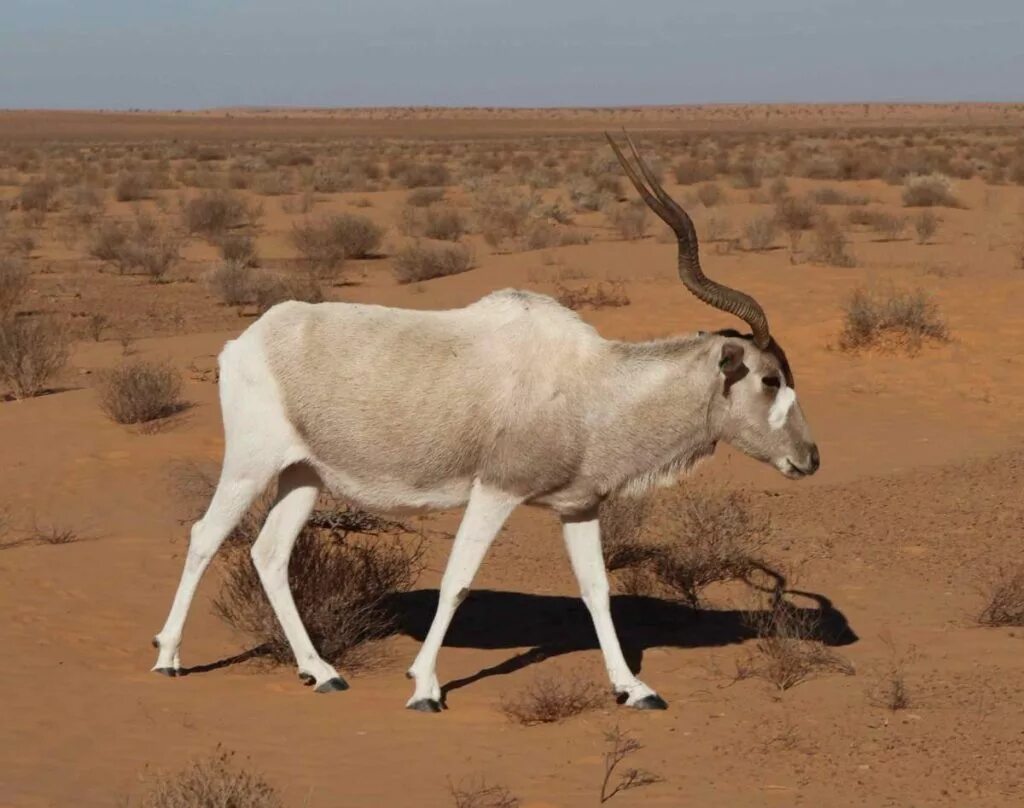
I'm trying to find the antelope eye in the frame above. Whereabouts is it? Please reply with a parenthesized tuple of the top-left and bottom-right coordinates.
(762, 376, 781, 389)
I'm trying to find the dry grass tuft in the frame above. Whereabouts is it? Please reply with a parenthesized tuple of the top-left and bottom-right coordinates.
(214, 502, 424, 670)
(291, 213, 382, 272)
(182, 190, 258, 239)
(977, 565, 1024, 627)
(902, 173, 961, 208)
(867, 632, 915, 711)
(500, 671, 606, 725)
(128, 747, 282, 808)
(114, 171, 151, 202)
(914, 210, 939, 244)
(448, 777, 519, 808)
(743, 214, 778, 251)
(392, 241, 475, 284)
(695, 182, 724, 207)
(0, 316, 70, 399)
(736, 601, 855, 691)
(839, 285, 948, 352)
(217, 233, 259, 266)
(810, 215, 856, 267)
(0, 258, 30, 316)
(604, 201, 648, 240)
(97, 359, 185, 424)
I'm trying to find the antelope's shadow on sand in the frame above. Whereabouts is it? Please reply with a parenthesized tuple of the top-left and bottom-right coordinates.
(389, 587, 858, 698)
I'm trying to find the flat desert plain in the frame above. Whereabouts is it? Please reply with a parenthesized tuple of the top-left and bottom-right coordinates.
(1, 104, 1023, 807)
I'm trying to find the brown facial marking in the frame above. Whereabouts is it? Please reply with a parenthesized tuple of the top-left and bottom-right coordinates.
(719, 343, 748, 397)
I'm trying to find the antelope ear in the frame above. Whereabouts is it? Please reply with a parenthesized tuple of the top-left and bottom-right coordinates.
(718, 343, 745, 375)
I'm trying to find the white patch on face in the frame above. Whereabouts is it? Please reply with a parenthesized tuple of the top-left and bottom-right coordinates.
(768, 385, 797, 431)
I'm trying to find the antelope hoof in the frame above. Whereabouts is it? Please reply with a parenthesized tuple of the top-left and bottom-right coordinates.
(152, 667, 179, 678)
(631, 693, 668, 710)
(314, 676, 349, 693)
(407, 698, 442, 713)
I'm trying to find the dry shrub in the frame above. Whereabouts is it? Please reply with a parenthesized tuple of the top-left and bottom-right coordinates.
(402, 203, 467, 241)
(674, 158, 715, 185)
(97, 359, 184, 424)
(253, 272, 323, 313)
(601, 489, 770, 607)
(599, 495, 655, 572)
(392, 241, 475, 283)
(521, 221, 590, 251)
(448, 777, 519, 808)
(129, 747, 282, 808)
(392, 161, 451, 188)
(0, 316, 70, 398)
(474, 185, 537, 247)
(114, 171, 150, 202)
(810, 215, 856, 267)
(90, 215, 181, 280)
(605, 201, 648, 240)
(567, 174, 617, 212)
(839, 285, 948, 351)
(914, 210, 939, 244)
(182, 190, 257, 239)
(977, 565, 1024, 627)
(863, 212, 906, 242)
(902, 173, 960, 207)
(89, 219, 130, 264)
(214, 503, 424, 670)
(217, 233, 258, 266)
(18, 179, 58, 213)
(774, 196, 818, 233)
(810, 187, 868, 206)
(500, 671, 605, 725)
(207, 261, 258, 306)
(867, 633, 914, 711)
(118, 229, 181, 282)
(736, 601, 855, 691)
(407, 187, 446, 207)
(0, 258, 29, 316)
(695, 182, 724, 207)
(87, 313, 109, 342)
(291, 213, 383, 270)
(652, 491, 767, 608)
(743, 214, 778, 251)
(600, 726, 661, 804)
(555, 282, 629, 310)
(730, 159, 762, 189)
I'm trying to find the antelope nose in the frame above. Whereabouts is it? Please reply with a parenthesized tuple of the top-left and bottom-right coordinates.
(808, 444, 821, 474)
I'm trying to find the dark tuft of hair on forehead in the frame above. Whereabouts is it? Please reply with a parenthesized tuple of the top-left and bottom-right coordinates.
(713, 329, 795, 388)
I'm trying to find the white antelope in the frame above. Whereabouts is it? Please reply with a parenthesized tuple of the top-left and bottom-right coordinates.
(152, 134, 819, 711)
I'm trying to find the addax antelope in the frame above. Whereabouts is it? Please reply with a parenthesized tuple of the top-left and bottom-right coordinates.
(152, 133, 819, 712)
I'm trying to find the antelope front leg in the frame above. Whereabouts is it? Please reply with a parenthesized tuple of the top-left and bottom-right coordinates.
(406, 483, 520, 712)
(562, 515, 667, 709)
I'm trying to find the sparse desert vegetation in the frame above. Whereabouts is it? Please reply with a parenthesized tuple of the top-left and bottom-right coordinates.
(127, 748, 282, 808)
(96, 359, 184, 424)
(500, 672, 606, 725)
(839, 285, 948, 351)
(3, 105, 1024, 808)
(213, 500, 425, 670)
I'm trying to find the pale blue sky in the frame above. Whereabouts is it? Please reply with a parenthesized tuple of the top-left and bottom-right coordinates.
(1, 1, 1021, 109)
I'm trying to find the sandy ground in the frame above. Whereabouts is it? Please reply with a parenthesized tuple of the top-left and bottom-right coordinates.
(1, 106, 1023, 807)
